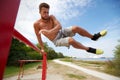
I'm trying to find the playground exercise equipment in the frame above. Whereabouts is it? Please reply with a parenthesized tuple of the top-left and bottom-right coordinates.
(18, 60, 42, 80)
(13, 29, 47, 80)
(0, 0, 47, 80)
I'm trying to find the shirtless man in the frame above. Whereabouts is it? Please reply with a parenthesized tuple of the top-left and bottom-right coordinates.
(34, 3, 107, 54)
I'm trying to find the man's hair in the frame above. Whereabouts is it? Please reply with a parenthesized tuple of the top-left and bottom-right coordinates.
(39, 3, 50, 12)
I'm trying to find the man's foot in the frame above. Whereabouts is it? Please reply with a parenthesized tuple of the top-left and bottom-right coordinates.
(92, 30, 107, 41)
(87, 47, 104, 55)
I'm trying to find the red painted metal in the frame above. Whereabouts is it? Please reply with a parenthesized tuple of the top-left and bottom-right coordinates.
(18, 61, 24, 80)
(13, 29, 47, 80)
(13, 29, 41, 53)
(0, 0, 20, 79)
(18, 60, 42, 62)
(18, 60, 42, 80)
(0, 0, 47, 79)
(13, 28, 47, 80)
(42, 53, 47, 80)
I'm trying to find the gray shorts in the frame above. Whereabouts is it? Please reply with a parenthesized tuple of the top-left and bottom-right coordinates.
(52, 27, 75, 48)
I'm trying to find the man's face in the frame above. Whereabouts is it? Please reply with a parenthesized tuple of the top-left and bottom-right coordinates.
(40, 7, 49, 20)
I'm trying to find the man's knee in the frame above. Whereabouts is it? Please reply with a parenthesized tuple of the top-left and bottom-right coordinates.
(68, 37, 75, 45)
(72, 26, 80, 33)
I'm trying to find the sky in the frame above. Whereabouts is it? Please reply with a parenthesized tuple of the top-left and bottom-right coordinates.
(15, 0, 120, 58)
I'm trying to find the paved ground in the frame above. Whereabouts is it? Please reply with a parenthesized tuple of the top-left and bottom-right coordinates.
(53, 59, 120, 80)
(4, 60, 120, 80)
(4, 67, 63, 80)
(4, 73, 63, 80)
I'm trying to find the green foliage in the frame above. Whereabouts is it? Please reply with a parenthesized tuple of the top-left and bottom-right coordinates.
(27, 51, 42, 60)
(37, 42, 65, 60)
(113, 40, 120, 76)
(57, 52, 64, 58)
(4, 62, 40, 78)
(66, 73, 86, 79)
(7, 38, 64, 66)
(105, 40, 120, 77)
(7, 38, 29, 66)
(47, 50, 58, 59)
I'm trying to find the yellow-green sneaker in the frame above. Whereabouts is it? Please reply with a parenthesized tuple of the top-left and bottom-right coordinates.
(92, 30, 107, 41)
(87, 47, 104, 55)
(96, 49, 104, 55)
(100, 30, 107, 36)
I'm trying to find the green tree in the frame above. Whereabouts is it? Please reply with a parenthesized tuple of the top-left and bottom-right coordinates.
(57, 52, 64, 58)
(8, 38, 65, 66)
(8, 38, 43, 66)
(47, 50, 58, 59)
(37, 42, 64, 59)
(27, 51, 42, 60)
(105, 40, 120, 76)
(113, 40, 120, 76)
(7, 38, 29, 66)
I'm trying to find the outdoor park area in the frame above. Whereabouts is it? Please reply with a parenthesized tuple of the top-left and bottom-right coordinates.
(0, 0, 120, 80)
(3, 58, 120, 80)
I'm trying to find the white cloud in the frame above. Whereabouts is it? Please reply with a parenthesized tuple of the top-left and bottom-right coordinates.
(43, 0, 93, 20)
(15, 20, 36, 42)
(15, 0, 93, 43)
(14, 0, 119, 58)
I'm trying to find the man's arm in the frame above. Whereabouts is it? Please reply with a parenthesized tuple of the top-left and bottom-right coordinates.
(49, 15, 62, 33)
(34, 22, 44, 51)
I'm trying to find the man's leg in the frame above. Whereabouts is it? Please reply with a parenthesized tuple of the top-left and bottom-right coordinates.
(71, 26, 107, 40)
(68, 37, 89, 50)
(68, 37, 103, 55)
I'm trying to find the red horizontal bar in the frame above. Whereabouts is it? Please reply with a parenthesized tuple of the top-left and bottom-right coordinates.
(18, 60, 42, 62)
(13, 29, 41, 53)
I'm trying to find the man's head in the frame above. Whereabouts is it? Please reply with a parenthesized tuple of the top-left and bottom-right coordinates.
(39, 3, 50, 20)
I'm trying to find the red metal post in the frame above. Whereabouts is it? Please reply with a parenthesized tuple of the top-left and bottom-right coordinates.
(18, 61, 24, 80)
(0, 0, 48, 79)
(14, 29, 48, 80)
(42, 53, 47, 80)
(0, 0, 20, 79)
(17, 60, 44, 80)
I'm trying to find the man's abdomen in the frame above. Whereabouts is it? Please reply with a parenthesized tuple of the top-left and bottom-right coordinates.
(40, 29, 59, 41)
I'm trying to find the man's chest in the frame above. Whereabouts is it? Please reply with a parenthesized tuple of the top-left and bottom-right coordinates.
(39, 21, 54, 30)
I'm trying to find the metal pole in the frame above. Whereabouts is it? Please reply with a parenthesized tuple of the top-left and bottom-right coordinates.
(41, 52, 47, 80)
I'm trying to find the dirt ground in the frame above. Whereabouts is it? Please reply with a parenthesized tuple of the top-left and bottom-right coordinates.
(4, 61, 102, 80)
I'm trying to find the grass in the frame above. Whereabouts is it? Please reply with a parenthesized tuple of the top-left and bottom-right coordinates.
(61, 57, 105, 65)
(72, 60, 105, 67)
(4, 62, 41, 78)
(104, 60, 120, 77)
(66, 73, 86, 79)
(60, 57, 73, 62)
(61, 58, 120, 77)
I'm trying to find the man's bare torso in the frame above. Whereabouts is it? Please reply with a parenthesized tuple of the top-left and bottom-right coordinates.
(35, 15, 60, 41)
